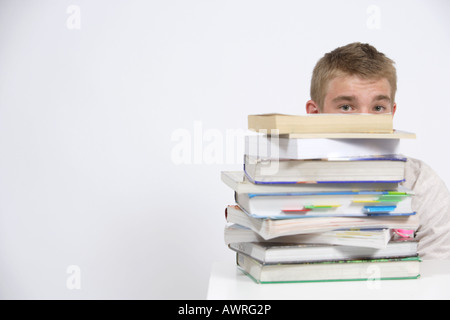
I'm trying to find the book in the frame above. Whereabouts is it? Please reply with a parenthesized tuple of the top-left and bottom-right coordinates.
(244, 154, 407, 184)
(285, 130, 416, 139)
(224, 224, 393, 248)
(248, 113, 394, 134)
(221, 171, 400, 194)
(245, 134, 401, 160)
(225, 205, 420, 240)
(234, 187, 415, 218)
(230, 239, 418, 264)
(236, 252, 421, 283)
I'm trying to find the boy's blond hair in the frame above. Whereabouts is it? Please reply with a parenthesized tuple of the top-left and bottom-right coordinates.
(310, 42, 397, 110)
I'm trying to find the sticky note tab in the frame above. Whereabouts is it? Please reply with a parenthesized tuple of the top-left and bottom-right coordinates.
(304, 205, 340, 209)
(364, 205, 397, 213)
(377, 195, 408, 202)
(282, 208, 311, 213)
(387, 191, 408, 195)
(352, 200, 380, 203)
(393, 229, 414, 238)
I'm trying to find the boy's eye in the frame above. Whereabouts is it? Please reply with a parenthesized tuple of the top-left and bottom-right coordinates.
(373, 105, 386, 112)
(339, 105, 353, 112)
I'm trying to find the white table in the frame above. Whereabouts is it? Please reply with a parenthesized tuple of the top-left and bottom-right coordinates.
(207, 260, 450, 300)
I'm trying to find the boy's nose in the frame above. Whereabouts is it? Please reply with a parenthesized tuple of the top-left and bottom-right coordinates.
(359, 106, 371, 114)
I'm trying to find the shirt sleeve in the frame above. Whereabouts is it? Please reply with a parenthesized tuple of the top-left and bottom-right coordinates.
(403, 158, 450, 259)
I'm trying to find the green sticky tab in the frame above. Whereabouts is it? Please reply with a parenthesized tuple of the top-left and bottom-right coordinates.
(378, 194, 408, 202)
(304, 205, 339, 209)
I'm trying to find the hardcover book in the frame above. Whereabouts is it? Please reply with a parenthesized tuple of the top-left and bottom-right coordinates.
(245, 134, 401, 160)
(234, 188, 415, 218)
(230, 239, 418, 264)
(244, 154, 407, 184)
(225, 205, 419, 240)
(224, 224, 394, 248)
(237, 252, 421, 283)
(248, 113, 394, 134)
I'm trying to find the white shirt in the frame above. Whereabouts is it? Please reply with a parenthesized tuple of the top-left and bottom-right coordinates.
(403, 158, 450, 259)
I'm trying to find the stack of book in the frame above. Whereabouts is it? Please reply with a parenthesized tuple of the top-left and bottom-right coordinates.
(221, 113, 421, 284)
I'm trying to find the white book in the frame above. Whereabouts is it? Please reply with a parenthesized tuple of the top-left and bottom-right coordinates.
(222, 171, 413, 219)
(245, 134, 400, 160)
(235, 188, 414, 218)
(244, 154, 407, 184)
(224, 224, 393, 249)
(221, 171, 399, 194)
(236, 253, 421, 283)
(225, 205, 420, 240)
(230, 240, 418, 264)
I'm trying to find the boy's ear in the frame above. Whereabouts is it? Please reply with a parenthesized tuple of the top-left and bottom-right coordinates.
(392, 103, 397, 116)
(306, 100, 320, 114)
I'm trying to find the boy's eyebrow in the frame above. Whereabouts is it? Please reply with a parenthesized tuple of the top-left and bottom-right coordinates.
(331, 95, 391, 103)
(331, 95, 357, 103)
(372, 95, 391, 102)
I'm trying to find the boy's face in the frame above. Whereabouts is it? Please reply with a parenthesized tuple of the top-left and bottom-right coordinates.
(306, 74, 396, 115)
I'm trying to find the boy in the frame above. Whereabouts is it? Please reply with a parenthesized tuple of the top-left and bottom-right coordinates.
(306, 42, 450, 259)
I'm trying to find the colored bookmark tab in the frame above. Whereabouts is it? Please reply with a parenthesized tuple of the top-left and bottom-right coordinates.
(393, 229, 414, 238)
(377, 194, 408, 202)
(282, 207, 312, 213)
(304, 205, 340, 210)
(352, 200, 380, 203)
(364, 205, 397, 213)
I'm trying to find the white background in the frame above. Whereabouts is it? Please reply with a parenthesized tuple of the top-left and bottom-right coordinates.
(0, 0, 449, 299)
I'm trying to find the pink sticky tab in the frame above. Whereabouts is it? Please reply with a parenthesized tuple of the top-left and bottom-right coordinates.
(393, 229, 414, 238)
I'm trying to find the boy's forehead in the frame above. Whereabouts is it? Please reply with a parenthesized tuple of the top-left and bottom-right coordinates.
(325, 74, 392, 98)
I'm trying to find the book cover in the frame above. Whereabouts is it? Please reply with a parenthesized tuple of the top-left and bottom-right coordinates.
(225, 205, 420, 240)
(224, 223, 393, 248)
(229, 239, 418, 264)
(245, 134, 401, 160)
(235, 188, 415, 219)
(244, 154, 407, 184)
(237, 253, 421, 284)
(248, 113, 394, 134)
(221, 171, 400, 194)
